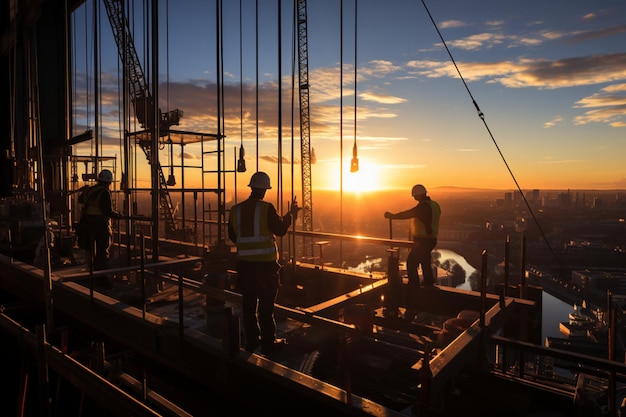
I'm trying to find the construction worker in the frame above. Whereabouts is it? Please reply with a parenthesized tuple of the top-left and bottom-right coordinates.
(384, 184, 441, 319)
(78, 169, 122, 275)
(228, 171, 299, 354)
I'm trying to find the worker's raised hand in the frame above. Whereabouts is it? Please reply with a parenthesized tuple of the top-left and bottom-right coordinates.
(384, 211, 393, 219)
(289, 197, 301, 220)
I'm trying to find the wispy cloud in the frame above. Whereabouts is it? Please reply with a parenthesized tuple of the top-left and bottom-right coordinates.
(359, 91, 407, 104)
(260, 155, 293, 165)
(359, 60, 404, 78)
(407, 53, 626, 127)
(564, 25, 626, 44)
(406, 53, 626, 89)
(439, 20, 467, 29)
(573, 83, 626, 126)
(543, 116, 563, 128)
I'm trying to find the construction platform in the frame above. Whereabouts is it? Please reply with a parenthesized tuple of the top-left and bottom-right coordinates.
(0, 242, 618, 417)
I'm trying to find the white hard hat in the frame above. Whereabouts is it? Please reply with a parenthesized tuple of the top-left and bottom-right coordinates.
(248, 171, 272, 189)
(411, 184, 427, 197)
(97, 169, 113, 183)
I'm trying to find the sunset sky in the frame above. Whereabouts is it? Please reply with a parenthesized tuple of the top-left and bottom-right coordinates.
(71, 0, 626, 194)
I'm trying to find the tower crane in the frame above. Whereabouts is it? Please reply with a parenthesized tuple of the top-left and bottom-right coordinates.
(296, 0, 313, 239)
(102, 0, 183, 238)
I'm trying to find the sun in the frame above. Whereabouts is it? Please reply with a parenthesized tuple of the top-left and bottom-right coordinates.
(342, 164, 382, 193)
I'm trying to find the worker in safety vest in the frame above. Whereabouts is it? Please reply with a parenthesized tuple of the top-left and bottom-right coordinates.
(78, 169, 122, 274)
(228, 171, 299, 354)
(385, 184, 441, 318)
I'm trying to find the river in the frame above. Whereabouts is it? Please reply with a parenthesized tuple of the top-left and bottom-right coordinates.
(349, 249, 575, 342)
(436, 249, 573, 341)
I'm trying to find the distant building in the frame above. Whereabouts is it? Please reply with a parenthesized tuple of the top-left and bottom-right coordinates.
(571, 269, 626, 295)
(504, 192, 512, 209)
(530, 189, 540, 205)
(592, 196, 603, 209)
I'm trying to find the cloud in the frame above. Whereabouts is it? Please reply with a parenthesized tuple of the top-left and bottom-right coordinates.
(407, 53, 626, 89)
(181, 152, 200, 160)
(439, 20, 466, 29)
(359, 91, 407, 104)
(260, 155, 293, 165)
(435, 22, 626, 52)
(573, 105, 626, 126)
(359, 60, 404, 78)
(564, 25, 626, 44)
(573, 83, 626, 126)
(407, 53, 626, 127)
(446, 32, 509, 50)
(543, 116, 563, 128)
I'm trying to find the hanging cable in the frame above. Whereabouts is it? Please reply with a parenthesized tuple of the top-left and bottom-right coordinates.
(339, 0, 344, 232)
(237, 0, 246, 172)
(277, 0, 283, 212)
(255, 0, 259, 171)
(165, 0, 176, 186)
(94, 0, 101, 172)
(420, 0, 562, 269)
(350, 0, 359, 173)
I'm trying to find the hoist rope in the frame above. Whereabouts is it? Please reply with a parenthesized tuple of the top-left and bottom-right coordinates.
(420, 0, 562, 269)
(255, 0, 260, 170)
(277, 0, 284, 213)
(339, 0, 344, 233)
(239, 0, 243, 149)
(351, 0, 358, 173)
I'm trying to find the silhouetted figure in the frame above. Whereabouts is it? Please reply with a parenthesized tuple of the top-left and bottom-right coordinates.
(384, 184, 441, 319)
(228, 171, 300, 354)
(78, 169, 122, 275)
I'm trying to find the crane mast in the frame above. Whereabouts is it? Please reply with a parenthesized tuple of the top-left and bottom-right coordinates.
(103, 0, 184, 238)
(297, 0, 313, 236)
(103, 0, 182, 131)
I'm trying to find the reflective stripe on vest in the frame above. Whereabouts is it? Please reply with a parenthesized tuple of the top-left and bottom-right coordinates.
(233, 201, 278, 261)
(410, 199, 441, 239)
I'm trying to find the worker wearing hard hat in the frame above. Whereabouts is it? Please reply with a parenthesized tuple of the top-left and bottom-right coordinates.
(384, 184, 441, 319)
(228, 171, 300, 355)
(78, 169, 122, 279)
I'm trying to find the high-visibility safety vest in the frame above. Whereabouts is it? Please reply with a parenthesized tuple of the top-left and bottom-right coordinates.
(410, 199, 441, 239)
(82, 186, 107, 216)
(230, 200, 278, 262)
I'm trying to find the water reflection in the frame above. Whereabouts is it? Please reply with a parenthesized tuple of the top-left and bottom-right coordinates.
(436, 249, 476, 290)
(435, 249, 572, 341)
(347, 248, 573, 342)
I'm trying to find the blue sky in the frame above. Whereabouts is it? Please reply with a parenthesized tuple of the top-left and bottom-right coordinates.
(71, 0, 626, 193)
